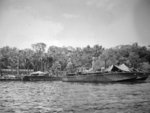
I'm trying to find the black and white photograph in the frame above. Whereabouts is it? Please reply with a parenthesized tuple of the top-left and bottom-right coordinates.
(0, 0, 150, 113)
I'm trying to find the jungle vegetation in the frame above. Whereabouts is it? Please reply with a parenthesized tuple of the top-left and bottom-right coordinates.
(0, 42, 150, 75)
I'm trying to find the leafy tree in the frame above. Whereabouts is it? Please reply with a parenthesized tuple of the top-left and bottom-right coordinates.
(93, 44, 104, 57)
(31, 42, 46, 71)
(32, 43, 46, 54)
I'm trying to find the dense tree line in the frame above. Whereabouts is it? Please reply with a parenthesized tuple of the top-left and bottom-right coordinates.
(0, 42, 150, 75)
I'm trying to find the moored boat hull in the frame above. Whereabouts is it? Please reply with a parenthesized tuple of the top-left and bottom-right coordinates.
(62, 72, 137, 83)
(22, 76, 62, 81)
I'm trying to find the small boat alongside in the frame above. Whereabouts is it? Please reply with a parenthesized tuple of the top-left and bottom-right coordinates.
(135, 72, 149, 81)
(22, 71, 62, 81)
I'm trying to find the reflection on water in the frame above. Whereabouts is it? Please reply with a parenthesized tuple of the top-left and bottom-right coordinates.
(0, 79, 150, 113)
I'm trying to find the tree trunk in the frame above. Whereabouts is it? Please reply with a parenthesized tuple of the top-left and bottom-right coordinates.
(104, 60, 107, 69)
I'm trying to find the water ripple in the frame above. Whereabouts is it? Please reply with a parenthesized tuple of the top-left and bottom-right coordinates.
(0, 79, 150, 113)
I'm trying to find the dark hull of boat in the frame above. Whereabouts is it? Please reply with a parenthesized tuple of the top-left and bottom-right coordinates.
(22, 76, 62, 81)
(135, 72, 149, 81)
(0, 78, 22, 81)
(62, 72, 137, 83)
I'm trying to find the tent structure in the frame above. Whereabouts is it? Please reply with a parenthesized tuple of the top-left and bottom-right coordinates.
(105, 65, 120, 72)
(118, 64, 131, 72)
(105, 64, 131, 72)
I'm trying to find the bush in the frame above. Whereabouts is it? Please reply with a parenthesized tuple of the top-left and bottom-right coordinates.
(140, 62, 150, 72)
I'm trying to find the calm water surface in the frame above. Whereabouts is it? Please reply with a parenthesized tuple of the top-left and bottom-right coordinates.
(0, 78, 150, 113)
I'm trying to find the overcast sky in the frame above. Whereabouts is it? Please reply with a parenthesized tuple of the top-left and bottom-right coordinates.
(0, 0, 150, 49)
